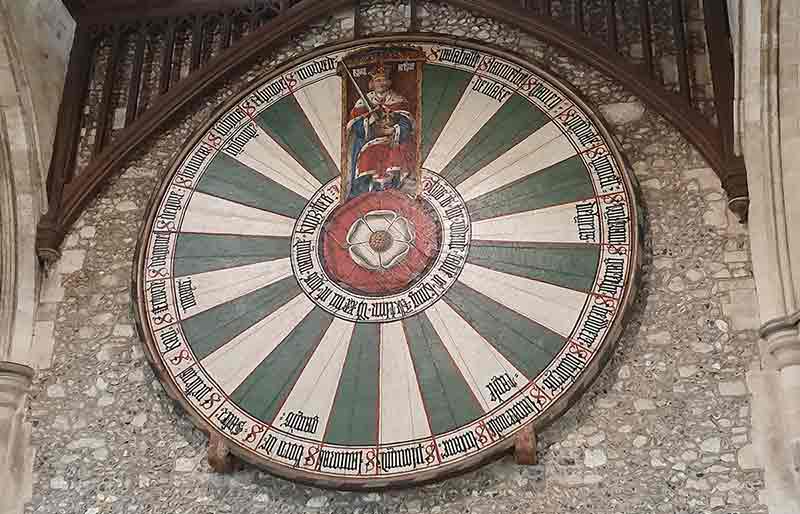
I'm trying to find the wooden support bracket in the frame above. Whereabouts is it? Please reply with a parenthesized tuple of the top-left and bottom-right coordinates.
(514, 423, 538, 465)
(207, 433, 241, 473)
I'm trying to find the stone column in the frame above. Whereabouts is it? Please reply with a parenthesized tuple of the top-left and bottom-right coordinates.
(0, 361, 34, 514)
(729, 0, 800, 512)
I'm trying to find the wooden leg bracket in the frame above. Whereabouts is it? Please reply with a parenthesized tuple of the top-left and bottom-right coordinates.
(514, 424, 538, 465)
(208, 433, 241, 473)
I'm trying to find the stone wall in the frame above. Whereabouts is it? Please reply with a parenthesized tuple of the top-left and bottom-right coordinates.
(25, 2, 763, 513)
(0, 1, 74, 513)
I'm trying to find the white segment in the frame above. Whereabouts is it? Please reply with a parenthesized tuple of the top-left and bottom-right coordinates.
(226, 124, 322, 199)
(202, 294, 315, 394)
(458, 262, 587, 338)
(272, 318, 355, 438)
(423, 80, 511, 173)
(457, 122, 577, 201)
(379, 322, 432, 443)
(180, 258, 293, 319)
(471, 200, 590, 244)
(294, 76, 343, 170)
(182, 191, 295, 236)
(425, 301, 526, 411)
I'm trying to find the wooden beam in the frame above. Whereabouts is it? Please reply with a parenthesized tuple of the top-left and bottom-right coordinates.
(574, 0, 584, 33)
(219, 12, 233, 52)
(639, 0, 653, 78)
(93, 26, 123, 155)
(672, 0, 691, 101)
(158, 18, 177, 94)
(353, 0, 362, 39)
(61, 0, 85, 18)
(78, 0, 274, 24)
(606, 0, 617, 52)
(37, 27, 94, 259)
(125, 25, 147, 125)
(703, 0, 736, 159)
(190, 15, 204, 72)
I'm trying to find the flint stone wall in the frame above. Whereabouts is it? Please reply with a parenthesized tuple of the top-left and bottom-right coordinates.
(26, 2, 762, 513)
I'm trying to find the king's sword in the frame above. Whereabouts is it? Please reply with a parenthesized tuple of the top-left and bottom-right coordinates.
(340, 61, 374, 113)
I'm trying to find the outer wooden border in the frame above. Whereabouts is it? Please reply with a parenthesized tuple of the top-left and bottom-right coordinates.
(133, 35, 642, 490)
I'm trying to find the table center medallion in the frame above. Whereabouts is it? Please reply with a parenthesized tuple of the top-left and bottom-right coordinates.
(134, 37, 640, 489)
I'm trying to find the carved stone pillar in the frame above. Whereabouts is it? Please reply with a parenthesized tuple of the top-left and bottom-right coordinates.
(730, 0, 800, 512)
(0, 361, 34, 514)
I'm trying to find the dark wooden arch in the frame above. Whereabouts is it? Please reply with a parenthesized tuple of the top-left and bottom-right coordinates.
(37, 0, 746, 259)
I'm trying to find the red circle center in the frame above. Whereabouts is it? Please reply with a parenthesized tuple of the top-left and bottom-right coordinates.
(320, 190, 441, 296)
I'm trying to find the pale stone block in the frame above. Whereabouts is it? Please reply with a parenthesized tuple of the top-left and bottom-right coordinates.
(724, 250, 749, 263)
(681, 167, 722, 190)
(703, 202, 727, 227)
(57, 249, 85, 274)
(599, 101, 645, 125)
(700, 437, 721, 453)
(719, 380, 748, 396)
(30, 320, 55, 370)
(646, 331, 671, 345)
(584, 448, 607, 468)
(174, 456, 199, 473)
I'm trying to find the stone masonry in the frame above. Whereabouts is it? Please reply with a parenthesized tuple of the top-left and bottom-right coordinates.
(24, 2, 763, 513)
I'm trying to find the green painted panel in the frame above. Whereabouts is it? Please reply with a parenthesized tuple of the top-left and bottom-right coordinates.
(443, 281, 565, 379)
(466, 154, 593, 222)
(325, 323, 380, 446)
(256, 95, 338, 183)
(440, 94, 550, 186)
(421, 64, 473, 163)
(403, 314, 484, 435)
(197, 153, 306, 219)
(230, 308, 335, 423)
(181, 275, 301, 361)
(467, 242, 600, 292)
(174, 234, 290, 277)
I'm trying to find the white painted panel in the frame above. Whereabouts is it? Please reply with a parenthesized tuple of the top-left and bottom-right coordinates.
(423, 80, 510, 173)
(179, 258, 293, 319)
(471, 200, 590, 244)
(202, 294, 315, 393)
(457, 262, 586, 338)
(272, 318, 355, 438)
(225, 125, 322, 199)
(182, 191, 295, 236)
(457, 122, 576, 201)
(379, 322, 432, 444)
(294, 76, 343, 170)
(425, 301, 526, 410)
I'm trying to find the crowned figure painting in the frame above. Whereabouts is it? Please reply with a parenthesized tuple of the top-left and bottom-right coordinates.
(340, 50, 423, 202)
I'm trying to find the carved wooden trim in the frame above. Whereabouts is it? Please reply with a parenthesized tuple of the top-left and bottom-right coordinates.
(37, 0, 748, 257)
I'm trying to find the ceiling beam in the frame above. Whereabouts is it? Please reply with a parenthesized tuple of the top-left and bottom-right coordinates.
(70, 0, 275, 25)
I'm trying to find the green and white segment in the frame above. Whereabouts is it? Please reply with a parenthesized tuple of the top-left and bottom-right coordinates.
(138, 41, 637, 488)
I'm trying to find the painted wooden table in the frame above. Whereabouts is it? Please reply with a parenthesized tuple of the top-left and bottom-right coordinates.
(134, 37, 640, 489)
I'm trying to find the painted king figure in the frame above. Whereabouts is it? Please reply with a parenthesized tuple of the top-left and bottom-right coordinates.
(344, 63, 416, 200)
